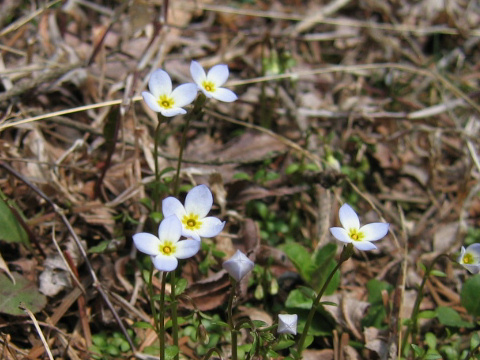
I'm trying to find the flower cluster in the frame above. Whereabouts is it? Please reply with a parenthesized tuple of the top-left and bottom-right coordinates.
(133, 185, 225, 271)
(142, 61, 237, 117)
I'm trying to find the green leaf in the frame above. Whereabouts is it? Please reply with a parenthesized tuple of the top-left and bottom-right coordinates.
(0, 272, 46, 316)
(174, 278, 188, 296)
(273, 339, 295, 351)
(281, 243, 314, 283)
(88, 241, 110, 253)
(430, 270, 447, 277)
(411, 344, 424, 357)
(418, 310, 437, 319)
(233, 172, 251, 180)
(0, 195, 29, 245)
(252, 320, 268, 328)
(461, 274, 480, 317)
(133, 321, 154, 329)
(285, 163, 300, 175)
(320, 301, 338, 307)
(165, 346, 179, 359)
(366, 279, 393, 304)
(435, 306, 474, 328)
(285, 289, 313, 310)
(424, 354, 442, 360)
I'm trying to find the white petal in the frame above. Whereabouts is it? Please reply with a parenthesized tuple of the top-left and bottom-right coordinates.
(149, 69, 172, 97)
(133, 233, 160, 256)
(222, 250, 254, 282)
(171, 83, 198, 107)
(181, 228, 201, 241)
(278, 314, 298, 335)
(184, 184, 213, 218)
(197, 218, 225, 238)
(353, 241, 377, 251)
(207, 64, 229, 86)
(458, 246, 466, 263)
(359, 223, 389, 242)
(212, 88, 237, 102)
(463, 264, 480, 274)
(329, 227, 352, 243)
(158, 215, 182, 243)
(161, 107, 187, 117)
(339, 204, 360, 230)
(199, 88, 213, 98)
(142, 91, 163, 113)
(466, 243, 480, 259)
(190, 61, 207, 85)
(175, 239, 201, 259)
(153, 253, 178, 272)
(162, 197, 187, 219)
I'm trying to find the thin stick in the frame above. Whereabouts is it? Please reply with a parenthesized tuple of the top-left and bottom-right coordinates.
(19, 304, 54, 360)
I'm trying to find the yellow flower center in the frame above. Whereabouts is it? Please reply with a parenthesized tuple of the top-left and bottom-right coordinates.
(182, 214, 202, 230)
(159, 241, 176, 256)
(158, 94, 175, 109)
(463, 253, 474, 264)
(202, 80, 216, 93)
(348, 228, 364, 242)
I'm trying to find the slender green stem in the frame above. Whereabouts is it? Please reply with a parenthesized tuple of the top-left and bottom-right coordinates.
(153, 116, 164, 211)
(294, 244, 354, 359)
(170, 270, 179, 360)
(172, 94, 206, 196)
(400, 253, 449, 357)
(148, 266, 160, 336)
(159, 271, 168, 360)
(173, 115, 191, 197)
(227, 278, 238, 360)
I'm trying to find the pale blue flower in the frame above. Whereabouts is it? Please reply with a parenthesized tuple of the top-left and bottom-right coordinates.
(330, 204, 389, 251)
(133, 215, 200, 271)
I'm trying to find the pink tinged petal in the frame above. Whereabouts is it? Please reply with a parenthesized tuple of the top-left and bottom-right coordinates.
(184, 184, 213, 218)
(142, 91, 163, 113)
(149, 69, 172, 97)
(152, 253, 178, 272)
(175, 239, 201, 259)
(197, 218, 225, 238)
(158, 215, 182, 243)
(222, 250, 254, 282)
(133, 233, 161, 256)
(161, 108, 187, 117)
(171, 83, 198, 107)
(207, 64, 229, 86)
(190, 61, 207, 86)
(211, 88, 237, 102)
(352, 241, 377, 251)
(329, 227, 352, 243)
(359, 223, 389, 242)
(162, 197, 187, 219)
(338, 204, 360, 230)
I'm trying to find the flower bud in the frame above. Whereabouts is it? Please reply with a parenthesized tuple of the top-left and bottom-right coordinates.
(278, 314, 298, 335)
(222, 250, 254, 282)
